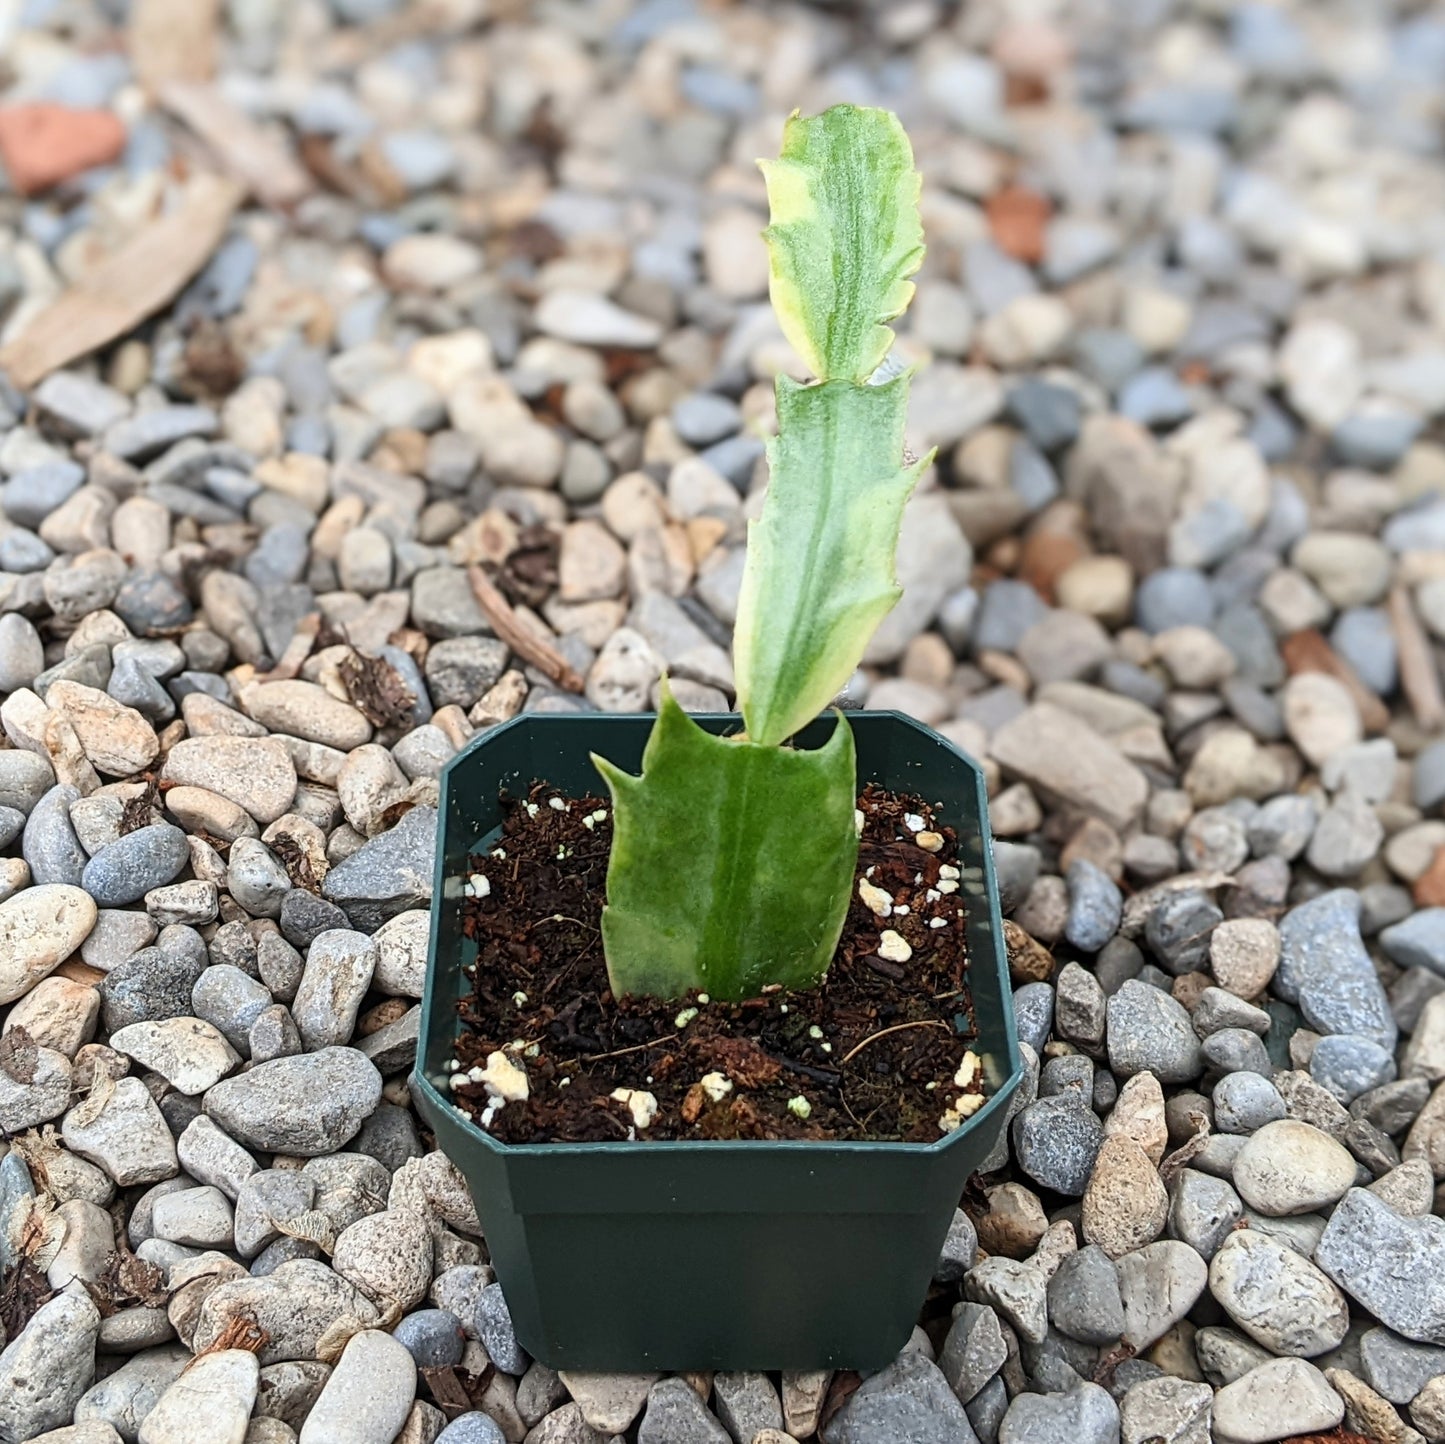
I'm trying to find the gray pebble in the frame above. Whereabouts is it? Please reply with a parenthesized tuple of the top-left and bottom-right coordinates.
(1211, 1072, 1286, 1133)
(280, 889, 353, 949)
(107, 654, 176, 721)
(1333, 607, 1397, 698)
(23, 784, 88, 885)
(637, 1377, 730, 1444)
(82, 823, 189, 906)
(321, 804, 436, 931)
(1107, 980, 1202, 1084)
(1012, 982, 1055, 1055)
(435, 1413, 508, 1444)
(193, 965, 275, 1052)
(1135, 568, 1216, 633)
(424, 637, 510, 709)
(1380, 909, 1445, 975)
(393, 1308, 465, 1368)
(112, 571, 193, 634)
(1041, 1053, 1096, 1098)
(1144, 889, 1223, 976)
(105, 405, 217, 461)
(1309, 1034, 1397, 1106)
(1200, 1028, 1273, 1078)
(824, 1351, 977, 1444)
(1048, 1245, 1125, 1346)
(1276, 889, 1397, 1051)
(1247, 794, 1317, 861)
(939, 1301, 1008, 1405)
(933, 1207, 978, 1285)
(1065, 860, 1122, 953)
(0, 612, 45, 693)
(974, 580, 1048, 654)
(474, 1283, 530, 1375)
(998, 1382, 1119, 1444)
(1358, 1326, 1445, 1405)
(99, 945, 208, 1033)
(671, 393, 742, 447)
(227, 837, 292, 918)
(1012, 1094, 1104, 1196)
(1008, 379, 1081, 452)
(205, 1047, 381, 1156)
(1169, 1169, 1244, 1260)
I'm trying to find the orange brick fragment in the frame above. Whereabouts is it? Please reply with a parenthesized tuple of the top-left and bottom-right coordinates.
(986, 185, 1051, 264)
(1414, 846, 1445, 908)
(1018, 531, 1085, 599)
(0, 103, 126, 196)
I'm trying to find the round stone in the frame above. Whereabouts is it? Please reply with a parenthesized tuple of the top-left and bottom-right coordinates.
(1012, 1094, 1105, 1197)
(1106, 980, 1203, 1084)
(203, 1047, 383, 1156)
(1209, 1229, 1349, 1358)
(1233, 1120, 1358, 1217)
(0, 884, 99, 1004)
(81, 823, 190, 906)
(392, 1309, 466, 1368)
(332, 1207, 433, 1311)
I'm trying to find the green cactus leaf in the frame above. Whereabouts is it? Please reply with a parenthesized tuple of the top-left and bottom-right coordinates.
(760, 104, 924, 383)
(594, 684, 858, 1002)
(734, 371, 931, 748)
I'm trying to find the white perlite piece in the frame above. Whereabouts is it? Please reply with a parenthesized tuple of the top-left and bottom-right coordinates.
(700, 1072, 733, 1101)
(939, 1093, 985, 1134)
(478, 1051, 529, 1104)
(611, 1088, 659, 1129)
(858, 878, 894, 917)
(915, 830, 944, 852)
(877, 929, 913, 963)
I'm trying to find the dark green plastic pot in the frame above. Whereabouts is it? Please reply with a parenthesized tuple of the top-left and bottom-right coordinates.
(411, 710, 1022, 1372)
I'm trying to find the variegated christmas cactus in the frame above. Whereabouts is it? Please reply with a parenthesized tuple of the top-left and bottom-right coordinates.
(594, 104, 934, 1002)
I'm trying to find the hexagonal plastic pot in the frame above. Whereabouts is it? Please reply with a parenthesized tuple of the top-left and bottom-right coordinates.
(411, 710, 1023, 1372)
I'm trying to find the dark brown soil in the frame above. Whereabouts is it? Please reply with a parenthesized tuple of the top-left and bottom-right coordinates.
(450, 782, 983, 1143)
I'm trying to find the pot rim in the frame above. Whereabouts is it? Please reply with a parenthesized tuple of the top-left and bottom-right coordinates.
(415, 707, 1024, 1160)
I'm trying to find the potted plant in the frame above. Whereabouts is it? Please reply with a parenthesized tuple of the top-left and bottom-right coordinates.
(412, 104, 1024, 1372)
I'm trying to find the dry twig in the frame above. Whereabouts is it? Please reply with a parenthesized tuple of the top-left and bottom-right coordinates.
(839, 1019, 952, 1066)
(467, 566, 585, 693)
